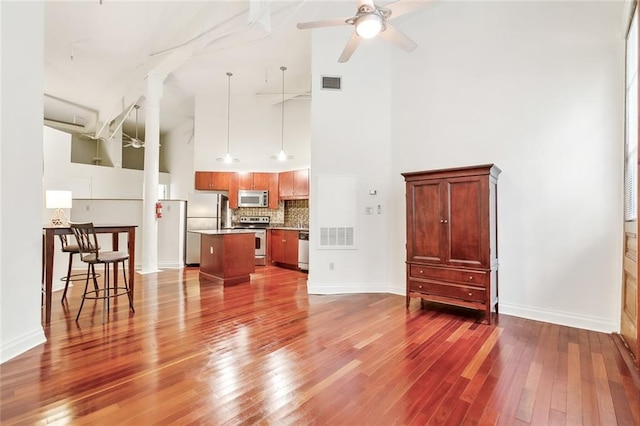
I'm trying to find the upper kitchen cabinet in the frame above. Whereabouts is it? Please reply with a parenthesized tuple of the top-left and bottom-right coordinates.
(195, 171, 232, 191)
(237, 172, 276, 191)
(229, 172, 279, 209)
(279, 169, 309, 200)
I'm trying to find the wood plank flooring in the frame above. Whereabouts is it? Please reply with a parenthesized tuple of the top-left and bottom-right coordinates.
(1, 266, 638, 424)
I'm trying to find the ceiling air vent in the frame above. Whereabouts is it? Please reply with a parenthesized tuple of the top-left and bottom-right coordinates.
(321, 75, 341, 91)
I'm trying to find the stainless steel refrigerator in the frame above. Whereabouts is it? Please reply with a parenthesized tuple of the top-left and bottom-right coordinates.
(186, 193, 230, 265)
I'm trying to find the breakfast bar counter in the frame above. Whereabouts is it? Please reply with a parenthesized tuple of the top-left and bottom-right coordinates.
(191, 230, 255, 285)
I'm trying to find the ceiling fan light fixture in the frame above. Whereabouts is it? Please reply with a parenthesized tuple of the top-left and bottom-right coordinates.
(355, 14, 382, 39)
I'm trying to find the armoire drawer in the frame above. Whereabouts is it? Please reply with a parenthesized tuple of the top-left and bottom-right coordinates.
(409, 279, 486, 303)
(409, 265, 488, 286)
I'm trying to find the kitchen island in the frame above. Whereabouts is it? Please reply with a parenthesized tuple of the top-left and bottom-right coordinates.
(191, 230, 256, 285)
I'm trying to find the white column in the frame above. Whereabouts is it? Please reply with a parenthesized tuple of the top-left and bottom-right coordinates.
(140, 71, 164, 274)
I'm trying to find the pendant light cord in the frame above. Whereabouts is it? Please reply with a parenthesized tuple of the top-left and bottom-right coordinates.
(226, 72, 232, 154)
(280, 66, 286, 151)
(134, 105, 139, 140)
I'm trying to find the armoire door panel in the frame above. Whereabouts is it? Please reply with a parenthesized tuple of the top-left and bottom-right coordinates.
(446, 177, 487, 267)
(408, 181, 445, 264)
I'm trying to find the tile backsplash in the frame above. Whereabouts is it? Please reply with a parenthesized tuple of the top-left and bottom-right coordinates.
(283, 200, 309, 228)
(234, 199, 308, 228)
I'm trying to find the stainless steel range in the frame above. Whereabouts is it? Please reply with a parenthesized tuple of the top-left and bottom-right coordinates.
(235, 216, 269, 266)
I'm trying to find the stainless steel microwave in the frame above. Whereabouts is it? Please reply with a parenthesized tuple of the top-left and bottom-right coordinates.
(238, 190, 269, 208)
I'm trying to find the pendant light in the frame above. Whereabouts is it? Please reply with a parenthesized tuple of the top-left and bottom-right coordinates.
(271, 66, 293, 161)
(216, 72, 239, 163)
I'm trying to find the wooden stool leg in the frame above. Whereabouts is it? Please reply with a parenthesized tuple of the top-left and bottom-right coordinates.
(122, 260, 134, 312)
(103, 264, 109, 324)
(75, 264, 91, 322)
(61, 252, 74, 302)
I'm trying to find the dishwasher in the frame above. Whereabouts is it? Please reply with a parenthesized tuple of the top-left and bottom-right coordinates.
(298, 231, 309, 271)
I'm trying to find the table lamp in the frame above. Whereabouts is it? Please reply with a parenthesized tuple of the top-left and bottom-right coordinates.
(46, 190, 72, 226)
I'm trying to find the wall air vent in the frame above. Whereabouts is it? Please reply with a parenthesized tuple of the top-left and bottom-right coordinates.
(317, 174, 357, 250)
(321, 75, 342, 90)
(320, 227, 354, 247)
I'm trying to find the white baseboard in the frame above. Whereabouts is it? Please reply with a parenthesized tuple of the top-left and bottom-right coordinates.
(307, 281, 396, 295)
(387, 284, 405, 297)
(1, 328, 46, 364)
(499, 302, 618, 333)
(306, 281, 617, 333)
(136, 268, 162, 275)
(158, 261, 185, 269)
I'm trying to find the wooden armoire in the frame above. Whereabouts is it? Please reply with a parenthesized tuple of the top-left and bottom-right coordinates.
(402, 164, 501, 324)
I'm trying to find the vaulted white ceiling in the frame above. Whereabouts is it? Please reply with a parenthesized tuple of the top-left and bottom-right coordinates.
(43, 0, 330, 138)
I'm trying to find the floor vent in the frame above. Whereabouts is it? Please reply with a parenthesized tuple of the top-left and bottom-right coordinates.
(321, 76, 341, 90)
(319, 227, 354, 247)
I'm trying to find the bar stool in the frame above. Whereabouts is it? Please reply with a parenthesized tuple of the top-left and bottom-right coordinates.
(70, 222, 135, 322)
(59, 234, 99, 302)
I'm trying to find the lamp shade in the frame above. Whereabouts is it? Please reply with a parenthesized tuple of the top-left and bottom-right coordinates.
(45, 190, 72, 209)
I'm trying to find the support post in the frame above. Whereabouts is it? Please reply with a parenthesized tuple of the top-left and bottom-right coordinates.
(140, 71, 164, 274)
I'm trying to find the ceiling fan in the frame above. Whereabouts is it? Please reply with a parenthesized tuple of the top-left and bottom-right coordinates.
(75, 133, 105, 165)
(296, 0, 421, 63)
(123, 105, 145, 148)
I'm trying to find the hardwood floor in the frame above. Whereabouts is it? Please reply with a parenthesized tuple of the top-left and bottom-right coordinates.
(1, 266, 638, 425)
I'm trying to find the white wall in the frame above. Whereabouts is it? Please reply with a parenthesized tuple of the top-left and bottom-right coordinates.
(309, 1, 625, 333)
(307, 18, 395, 294)
(1, 2, 47, 363)
(71, 199, 186, 269)
(43, 126, 171, 199)
(164, 119, 196, 200)
(194, 90, 311, 173)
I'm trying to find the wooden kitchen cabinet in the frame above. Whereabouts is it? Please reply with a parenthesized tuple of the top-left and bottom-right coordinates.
(402, 164, 500, 324)
(232, 172, 279, 209)
(194, 171, 232, 191)
(236, 172, 275, 190)
(279, 169, 309, 200)
(199, 231, 255, 286)
(269, 229, 298, 268)
(236, 173, 255, 190)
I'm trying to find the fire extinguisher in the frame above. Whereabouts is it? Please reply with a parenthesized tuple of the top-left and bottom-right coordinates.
(155, 201, 163, 219)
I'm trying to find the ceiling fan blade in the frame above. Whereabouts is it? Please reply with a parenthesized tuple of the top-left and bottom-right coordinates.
(338, 32, 361, 63)
(123, 142, 133, 148)
(382, 0, 429, 20)
(379, 23, 417, 52)
(297, 18, 351, 30)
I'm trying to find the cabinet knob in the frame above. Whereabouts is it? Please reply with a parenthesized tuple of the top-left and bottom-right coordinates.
(419, 285, 423, 289)
(419, 270, 423, 274)
(469, 276, 473, 280)
(443, 219, 448, 223)
(468, 292, 473, 296)
(440, 219, 444, 223)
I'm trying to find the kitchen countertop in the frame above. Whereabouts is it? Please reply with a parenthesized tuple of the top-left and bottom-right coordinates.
(189, 229, 256, 235)
(269, 227, 309, 231)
